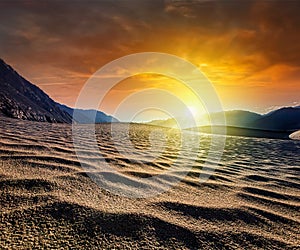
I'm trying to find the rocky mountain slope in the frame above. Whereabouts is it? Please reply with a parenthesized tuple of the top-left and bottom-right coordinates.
(0, 58, 72, 123)
(0, 58, 119, 124)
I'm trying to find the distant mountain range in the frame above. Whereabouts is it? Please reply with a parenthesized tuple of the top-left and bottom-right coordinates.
(0, 57, 298, 133)
(249, 107, 300, 131)
(205, 108, 300, 131)
(59, 105, 119, 124)
(0, 58, 118, 123)
(147, 108, 300, 139)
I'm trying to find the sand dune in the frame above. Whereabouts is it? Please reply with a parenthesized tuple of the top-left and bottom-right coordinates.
(0, 116, 299, 249)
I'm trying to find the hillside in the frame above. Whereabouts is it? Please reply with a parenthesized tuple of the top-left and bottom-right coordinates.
(250, 107, 300, 131)
(148, 109, 300, 132)
(0, 58, 119, 124)
(0, 59, 72, 123)
(59, 105, 119, 124)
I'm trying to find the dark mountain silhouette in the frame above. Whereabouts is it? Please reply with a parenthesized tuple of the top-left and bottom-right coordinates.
(147, 110, 263, 129)
(250, 107, 300, 131)
(199, 108, 300, 139)
(59, 105, 119, 124)
(146, 117, 192, 129)
(205, 108, 300, 131)
(0, 58, 119, 124)
(207, 110, 262, 127)
(148, 108, 300, 139)
(0, 58, 72, 123)
(151, 109, 299, 131)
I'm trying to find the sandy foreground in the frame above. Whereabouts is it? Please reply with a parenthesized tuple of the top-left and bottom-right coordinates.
(0, 117, 299, 249)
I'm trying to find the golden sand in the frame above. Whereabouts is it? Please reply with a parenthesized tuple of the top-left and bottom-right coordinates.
(0, 117, 299, 249)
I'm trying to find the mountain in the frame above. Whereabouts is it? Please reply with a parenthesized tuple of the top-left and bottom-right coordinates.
(59, 104, 119, 124)
(206, 110, 262, 128)
(146, 117, 192, 129)
(147, 108, 300, 139)
(0, 58, 72, 123)
(0, 58, 119, 124)
(147, 110, 263, 129)
(197, 108, 300, 139)
(250, 107, 300, 131)
(204, 108, 300, 131)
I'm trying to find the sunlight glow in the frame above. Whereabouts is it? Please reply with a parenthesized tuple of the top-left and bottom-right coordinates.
(188, 106, 198, 117)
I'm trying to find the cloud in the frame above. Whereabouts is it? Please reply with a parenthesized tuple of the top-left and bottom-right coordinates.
(0, 0, 299, 111)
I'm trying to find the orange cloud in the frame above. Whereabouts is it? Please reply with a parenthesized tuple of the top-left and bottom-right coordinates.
(0, 0, 299, 115)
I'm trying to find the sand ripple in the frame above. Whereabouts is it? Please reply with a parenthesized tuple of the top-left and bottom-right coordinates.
(0, 117, 299, 249)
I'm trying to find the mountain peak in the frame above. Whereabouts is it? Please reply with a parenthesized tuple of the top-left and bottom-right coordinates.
(0, 59, 119, 124)
(0, 59, 72, 123)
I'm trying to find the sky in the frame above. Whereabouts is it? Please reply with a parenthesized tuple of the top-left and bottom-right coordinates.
(0, 0, 299, 121)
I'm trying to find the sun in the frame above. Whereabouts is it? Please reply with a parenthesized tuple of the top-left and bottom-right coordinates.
(187, 106, 198, 117)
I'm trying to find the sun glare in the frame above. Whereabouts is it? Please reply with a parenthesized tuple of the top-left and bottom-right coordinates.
(187, 106, 198, 117)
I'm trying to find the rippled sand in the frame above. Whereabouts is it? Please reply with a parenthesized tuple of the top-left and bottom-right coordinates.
(0, 117, 299, 249)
